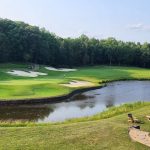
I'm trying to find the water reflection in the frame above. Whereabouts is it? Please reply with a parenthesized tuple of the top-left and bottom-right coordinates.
(0, 105, 54, 122)
(71, 94, 95, 101)
(0, 81, 150, 122)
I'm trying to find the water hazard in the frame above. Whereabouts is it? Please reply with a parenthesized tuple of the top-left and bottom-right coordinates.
(1, 81, 150, 123)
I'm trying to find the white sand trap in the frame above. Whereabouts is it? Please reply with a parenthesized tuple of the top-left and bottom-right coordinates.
(45, 67, 77, 72)
(61, 80, 94, 87)
(59, 68, 77, 71)
(45, 67, 58, 71)
(7, 70, 47, 77)
(129, 128, 150, 147)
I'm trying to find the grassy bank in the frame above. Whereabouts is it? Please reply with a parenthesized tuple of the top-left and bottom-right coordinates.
(0, 64, 150, 149)
(0, 64, 150, 100)
(0, 101, 149, 127)
(1, 102, 150, 149)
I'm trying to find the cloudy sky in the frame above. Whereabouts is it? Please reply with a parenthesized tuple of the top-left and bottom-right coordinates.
(0, 0, 150, 43)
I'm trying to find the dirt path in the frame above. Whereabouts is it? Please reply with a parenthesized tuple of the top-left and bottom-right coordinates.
(129, 128, 150, 147)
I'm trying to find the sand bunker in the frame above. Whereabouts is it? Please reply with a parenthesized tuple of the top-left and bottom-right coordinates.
(129, 127, 150, 147)
(61, 80, 94, 87)
(45, 67, 58, 71)
(7, 70, 47, 77)
(45, 67, 77, 72)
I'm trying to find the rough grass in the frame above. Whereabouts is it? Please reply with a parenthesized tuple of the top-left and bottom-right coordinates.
(1, 102, 150, 149)
(64, 101, 150, 123)
(0, 64, 150, 149)
(0, 64, 150, 100)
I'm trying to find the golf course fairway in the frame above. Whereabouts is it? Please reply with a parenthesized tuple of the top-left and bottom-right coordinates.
(0, 64, 150, 149)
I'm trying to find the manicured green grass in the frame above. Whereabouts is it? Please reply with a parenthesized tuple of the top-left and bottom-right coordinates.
(0, 64, 150, 149)
(0, 64, 150, 100)
(1, 102, 150, 149)
(0, 83, 71, 100)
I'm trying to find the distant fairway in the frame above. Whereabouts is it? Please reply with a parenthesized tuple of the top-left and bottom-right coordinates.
(0, 64, 150, 149)
(0, 64, 150, 100)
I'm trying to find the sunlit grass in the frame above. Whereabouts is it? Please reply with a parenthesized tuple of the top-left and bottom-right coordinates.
(64, 101, 150, 123)
(0, 83, 71, 100)
(0, 64, 150, 100)
(1, 102, 150, 149)
(0, 64, 150, 149)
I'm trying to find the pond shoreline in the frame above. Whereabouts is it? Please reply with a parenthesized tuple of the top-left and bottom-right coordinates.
(0, 85, 104, 105)
(0, 79, 149, 105)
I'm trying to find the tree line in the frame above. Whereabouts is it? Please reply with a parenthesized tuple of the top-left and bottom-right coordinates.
(0, 18, 150, 68)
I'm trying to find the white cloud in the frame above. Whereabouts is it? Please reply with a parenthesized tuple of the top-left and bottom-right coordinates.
(127, 23, 150, 31)
(128, 23, 143, 30)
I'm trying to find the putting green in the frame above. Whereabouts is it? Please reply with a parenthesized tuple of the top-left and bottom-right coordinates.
(0, 64, 150, 100)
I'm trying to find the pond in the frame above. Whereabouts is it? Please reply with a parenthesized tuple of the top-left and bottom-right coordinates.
(1, 81, 150, 123)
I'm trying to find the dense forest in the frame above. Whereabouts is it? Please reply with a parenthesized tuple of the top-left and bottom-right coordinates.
(0, 18, 150, 68)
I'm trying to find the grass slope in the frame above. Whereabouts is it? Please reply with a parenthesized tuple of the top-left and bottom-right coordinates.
(1, 102, 150, 149)
(0, 64, 150, 100)
(0, 64, 150, 149)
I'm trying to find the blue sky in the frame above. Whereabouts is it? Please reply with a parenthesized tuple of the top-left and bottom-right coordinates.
(0, 0, 150, 43)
